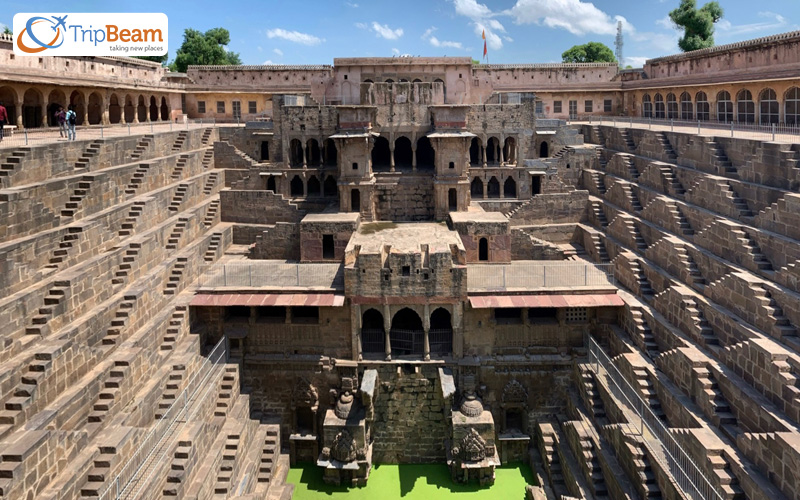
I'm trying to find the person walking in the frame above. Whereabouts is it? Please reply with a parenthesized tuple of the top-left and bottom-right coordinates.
(0, 101, 7, 142)
(66, 105, 77, 141)
(57, 106, 67, 139)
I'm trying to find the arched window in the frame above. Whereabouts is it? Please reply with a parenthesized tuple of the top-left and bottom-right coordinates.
(539, 141, 549, 158)
(266, 176, 276, 193)
(429, 308, 452, 356)
(361, 309, 385, 354)
(289, 139, 304, 167)
(504, 177, 517, 198)
(503, 137, 516, 164)
(306, 139, 321, 165)
(479, 238, 489, 261)
(371, 136, 391, 171)
(290, 175, 304, 196)
(390, 308, 424, 357)
(469, 137, 482, 165)
(786, 87, 800, 125)
(487, 177, 500, 198)
(680, 92, 693, 120)
(642, 94, 652, 118)
(323, 138, 337, 166)
(654, 93, 665, 119)
(323, 175, 337, 197)
(307, 176, 321, 196)
(736, 89, 755, 123)
(759, 88, 779, 124)
(666, 93, 678, 119)
(717, 91, 733, 123)
(696, 92, 710, 121)
(470, 177, 484, 197)
(394, 137, 413, 168)
(486, 137, 500, 163)
(415, 136, 435, 168)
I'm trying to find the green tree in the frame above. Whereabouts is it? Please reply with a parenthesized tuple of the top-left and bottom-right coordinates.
(171, 27, 242, 73)
(133, 55, 168, 65)
(669, 0, 724, 52)
(561, 42, 617, 63)
(2, 26, 11, 35)
(471, 58, 480, 65)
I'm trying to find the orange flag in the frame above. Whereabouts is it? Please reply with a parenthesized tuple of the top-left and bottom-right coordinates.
(482, 29, 485, 40)
(482, 29, 487, 57)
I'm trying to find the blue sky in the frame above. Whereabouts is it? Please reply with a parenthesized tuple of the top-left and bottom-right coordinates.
(3, 0, 800, 67)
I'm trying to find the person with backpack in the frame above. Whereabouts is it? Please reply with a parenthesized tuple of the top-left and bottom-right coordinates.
(56, 106, 67, 139)
(66, 105, 77, 141)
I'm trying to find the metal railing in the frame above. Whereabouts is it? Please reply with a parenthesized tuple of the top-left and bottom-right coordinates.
(0, 118, 217, 149)
(97, 338, 227, 500)
(199, 262, 344, 288)
(571, 114, 800, 142)
(467, 262, 614, 291)
(585, 335, 724, 500)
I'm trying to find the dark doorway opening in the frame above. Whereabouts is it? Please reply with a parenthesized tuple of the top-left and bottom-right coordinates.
(531, 176, 541, 196)
(322, 234, 335, 259)
(351, 189, 361, 212)
(448, 188, 457, 211)
(261, 141, 270, 161)
(487, 177, 500, 198)
(324, 176, 337, 197)
(266, 176, 276, 192)
(479, 238, 489, 261)
(539, 141, 549, 158)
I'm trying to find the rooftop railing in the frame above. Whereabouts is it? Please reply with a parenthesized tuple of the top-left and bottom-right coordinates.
(467, 262, 614, 292)
(199, 262, 344, 289)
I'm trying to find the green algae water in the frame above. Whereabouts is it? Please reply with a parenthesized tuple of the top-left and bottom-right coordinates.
(288, 462, 536, 499)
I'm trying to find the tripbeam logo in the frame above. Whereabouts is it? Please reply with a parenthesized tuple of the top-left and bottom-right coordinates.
(13, 13, 168, 56)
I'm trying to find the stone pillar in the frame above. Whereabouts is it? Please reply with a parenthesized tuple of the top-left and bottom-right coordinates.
(482, 145, 487, 167)
(133, 103, 140, 124)
(383, 305, 392, 361)
(500, 176, 505, 199)
(423, 304, 431, 361)
(453, 304, 464, 359)
(390, 140, 395, 172)
(483, 180, 487, 199)
(41, 105, 48, 129)
(499, 137, 505, 165)
(16, 98, 24, 129)
(302, 141, 308, 168)
(353, 305, 362, 361)
(102, 96, 110, 125)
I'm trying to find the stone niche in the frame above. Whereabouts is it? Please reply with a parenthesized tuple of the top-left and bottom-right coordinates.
(318, 363, 377, 486)
(448, 212, 510, 263)
(300, 213, 360, 262)
(446, 372, 499, 485)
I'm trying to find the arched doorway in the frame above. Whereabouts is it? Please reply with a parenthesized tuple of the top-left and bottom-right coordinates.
(108, 94, 122, 124)
(289, 139, 304, 167)
(503, 137, 516, 164)
(47, 89, 67, 127)
(394, 136, 413, 169)
(429, 308, 453, 356)
(487, 177, 500, 198)
(324, 176, 337, 197)
(504, 177, 517, 198)
(434, 78, 446, 101)
(323, 139, 337, 166)
(479, 238, 489, 261)
(471, 177, 484, 197)
(371, 136, 391, 171)
(307, 176, 321, 196)
(124, 95, 135, 123)
(486, 137, 500, 164)
(149, 96, 158, 121)
(416, 136, 435, 169)
(261, 141, 270, 161)
(160, 96, 169, 121)
(87, 91, 103, 125)
(351, 189, 361, 212)
(469, 137, 482, 165)
(448, 188, 457, 211)
(307, 139, 321, 166)
(539, 141, 549, 158)
(0, 86, 18, 127)
(390, 308, 424, 357)
(290, 175, 304, 196)
(137, 95, 147, 122)
(23, 88, 44, 128)
(266, 176, 276, 192)
(361, 309, 385, 355)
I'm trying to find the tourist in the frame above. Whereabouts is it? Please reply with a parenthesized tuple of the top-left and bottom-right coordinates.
(56, 106, 67, 139)
(66, 105, 77, 141)
(0, 101, 7, 142)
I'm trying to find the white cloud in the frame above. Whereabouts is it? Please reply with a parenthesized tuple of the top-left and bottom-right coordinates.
(716, 11, 788, 37)
(263, 60, 275, 65)
(656, 15, 672, 30)
(422, 26, 464, 50)
(266, 28, 323, 46)
(371, 22, 403, 40)
(507, 0, 619, 36)
(257, 46, 263, 52)
(624, 56, 649, 67)
(392, 48, 400, 55)
(355, 22, 369, 30)
(346, 1, 359, 6)
(273, 48, 283, 56)
(450, 0, 512, 50)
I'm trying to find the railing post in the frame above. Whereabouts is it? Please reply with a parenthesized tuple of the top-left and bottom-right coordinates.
(249, 265, 252, 287)
(296, 264, 300, 286)
(629, 116, 632, 128)
(671, 119, 674, 132)
(543, 266, 546, 287)
(128, 123, 131, 136)
(731, 122, 734, 138)
(150, 122, 154, 134)
(24, 129, 28, 145)
(698, 120, 701, 135)
(100, 124, 104, 139)
(772, 123, 776, 141)
(648, 117, 651, 130)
